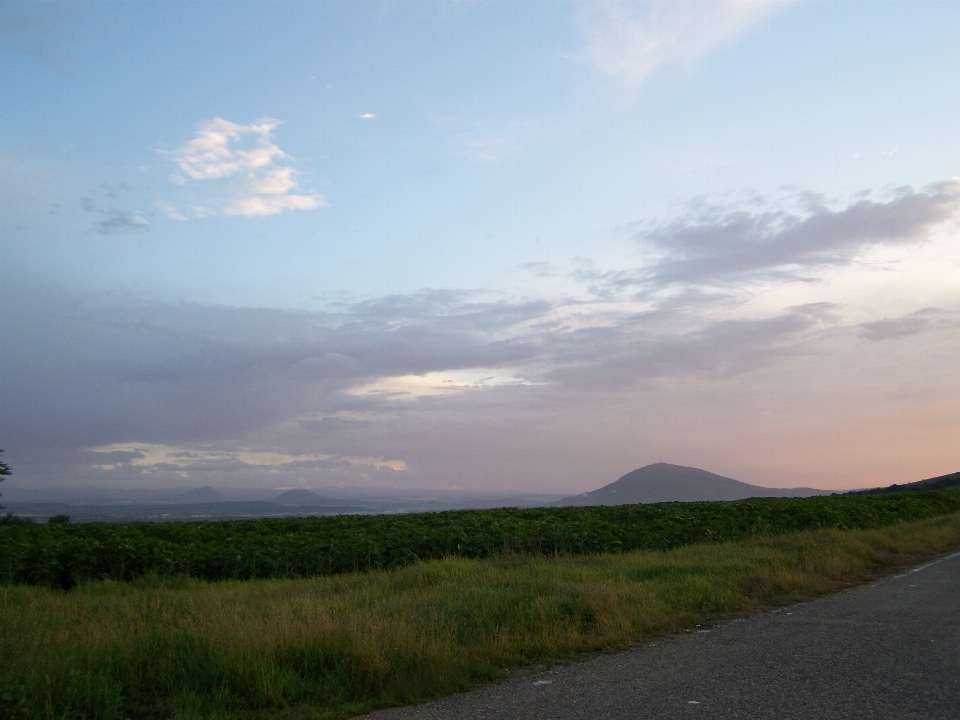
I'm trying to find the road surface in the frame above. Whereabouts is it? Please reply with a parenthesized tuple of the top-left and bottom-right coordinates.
(367, 551, 960, 719)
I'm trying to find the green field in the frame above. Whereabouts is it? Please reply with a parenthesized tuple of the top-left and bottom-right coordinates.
(0, 513, 960, 720)
(3, 490, 960, 589)
(2, 494, 960, 719)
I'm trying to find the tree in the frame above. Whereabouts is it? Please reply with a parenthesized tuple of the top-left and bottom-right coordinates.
(0, 449, 10, 510)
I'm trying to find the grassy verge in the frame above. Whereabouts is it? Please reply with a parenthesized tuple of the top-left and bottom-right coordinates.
(3, 511, 960, 720)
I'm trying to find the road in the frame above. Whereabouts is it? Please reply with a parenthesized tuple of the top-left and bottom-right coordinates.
(367, 551, 960, 719)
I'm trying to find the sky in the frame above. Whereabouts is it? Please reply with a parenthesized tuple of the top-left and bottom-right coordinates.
(1, 0, 958, 496)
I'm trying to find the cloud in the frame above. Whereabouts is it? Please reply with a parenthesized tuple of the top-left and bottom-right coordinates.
(544, 302, 840, 388)
(80, 196, 149, 235)
(0, 4, 77, 72)
(0, 280, 843, 457)
(579, 0, 791, 84)
(358, 113, 375, 119)
(520, 261, 557, 278)
(95, 211, 149, 235)
(165, 118, 326, 217)
(858, 308, 959, 342)
(350, 368, 535, 400)
(170, 118, 285, 182)
(89, 443, 405, 472)
(223, 167, 327, 216)
(5, 178, 959, 491)
(610, 181, 960, 291)
(225, 192, 327, 217)
(155, 200, 186, 220)
(4, 261, 958, 491)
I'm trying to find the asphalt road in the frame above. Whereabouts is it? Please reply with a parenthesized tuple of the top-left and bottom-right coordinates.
(368, 551, 960, 719)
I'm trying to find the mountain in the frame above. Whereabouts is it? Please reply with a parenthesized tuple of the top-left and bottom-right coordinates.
(272, 489, 344, 506)
(554, 463, 831, 506)
(176, 486, 223, 503)
(847, 470, 960, 494)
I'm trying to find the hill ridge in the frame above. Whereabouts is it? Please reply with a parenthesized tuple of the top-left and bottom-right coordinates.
(272, 488, 345, 506)
(555, 462, 830, 506)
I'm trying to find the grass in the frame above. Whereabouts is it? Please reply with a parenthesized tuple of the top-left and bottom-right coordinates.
(2, 511, 960, 719)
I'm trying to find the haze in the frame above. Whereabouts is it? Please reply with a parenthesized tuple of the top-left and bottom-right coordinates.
(1, 0, 958, 498)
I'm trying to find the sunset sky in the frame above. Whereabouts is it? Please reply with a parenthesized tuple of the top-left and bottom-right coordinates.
(2, 0, 958, 495)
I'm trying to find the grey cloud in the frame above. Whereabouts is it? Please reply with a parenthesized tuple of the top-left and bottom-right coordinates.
(634, 181, 960, 289)
(296, 415, 373, 433)
(0, 5, 77, 72)
(0, 286, 549, 453)
(858, 308, 958, 342)
(80, 196, 149, 235)
(543, 303, 839, 388)
(5, 276, 957, 493)
(7, 181, 960, 492)
(95, 211, 149, 235)
(2, 278, 848, 462)
(520, 261, 556, 278)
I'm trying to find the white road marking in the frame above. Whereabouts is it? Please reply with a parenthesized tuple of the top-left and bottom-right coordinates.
(893, 551, 960, 579)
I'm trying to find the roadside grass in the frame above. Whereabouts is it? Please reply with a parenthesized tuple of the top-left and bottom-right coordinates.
(2, 512, 959, 720)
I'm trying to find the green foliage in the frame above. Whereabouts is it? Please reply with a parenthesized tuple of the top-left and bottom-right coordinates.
(2, 490, 959, 590)
(47, 514, 71, 525)
(0, 450, 9, 512)
(848, 470, 960, 494)
(3, 513, 960, 720)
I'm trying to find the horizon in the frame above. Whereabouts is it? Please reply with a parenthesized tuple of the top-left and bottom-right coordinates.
(2, 1, 959, 498)
(6, 462, 958, 521)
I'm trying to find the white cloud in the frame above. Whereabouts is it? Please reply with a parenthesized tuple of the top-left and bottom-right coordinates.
(89, 443, 406, 472)
(225, 192, 326, 217)
(580, 0, 790, 84)
(165, 118, 326, 217)
(169, 118, 284, 182)
(349, 368, 535, 400)
(154, 199, 186, 220)
(244, 167, 299, 195)
(358, 112, 375, 119)
(225, 167, 327, 216)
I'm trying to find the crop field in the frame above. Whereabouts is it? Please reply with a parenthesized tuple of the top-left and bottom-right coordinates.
(3, 490, 960, 589)
(3, 509, 960, 720)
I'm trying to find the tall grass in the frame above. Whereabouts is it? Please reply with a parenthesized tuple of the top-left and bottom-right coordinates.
(2, 512, 959, 720)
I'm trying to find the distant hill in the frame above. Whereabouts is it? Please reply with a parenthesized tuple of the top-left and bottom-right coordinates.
(272, 489, 344, 506)
(177, 486, 223, 503)
(847, 470, 960, 495)
(554, 463, 831, 506)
